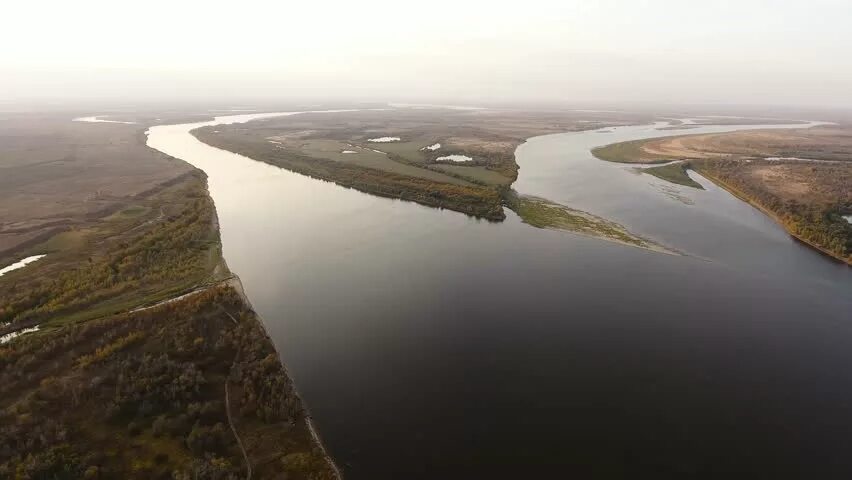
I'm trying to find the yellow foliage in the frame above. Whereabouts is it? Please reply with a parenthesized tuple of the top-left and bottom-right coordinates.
(77, 331, 145, 368)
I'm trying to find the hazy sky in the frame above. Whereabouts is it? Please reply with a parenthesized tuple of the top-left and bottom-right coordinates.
(2, 0, 851, 107)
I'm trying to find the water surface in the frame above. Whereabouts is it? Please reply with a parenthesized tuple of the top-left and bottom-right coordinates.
(147, 113, 851, 479)
(0, 254, 46, 277)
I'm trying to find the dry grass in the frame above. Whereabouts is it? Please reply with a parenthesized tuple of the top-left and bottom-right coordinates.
(0, 113, 192, 260)
(595, 126, 852, 164)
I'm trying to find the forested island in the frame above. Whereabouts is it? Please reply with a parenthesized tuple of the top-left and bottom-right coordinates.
(0, 113, 338, 478)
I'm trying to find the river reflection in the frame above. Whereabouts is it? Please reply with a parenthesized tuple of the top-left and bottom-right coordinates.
(148, 112, 851, 479)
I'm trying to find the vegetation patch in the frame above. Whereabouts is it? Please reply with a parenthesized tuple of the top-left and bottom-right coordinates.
(108, 205, 151, 220)
(0, 112, 340, 478)
(641, 162, 704, 189)
(0, 285, 338, 480)
(366, 140, 432, 162)
(0, 173, 224, 332)
(0, 170, 339, 478)
(297, 139, 473, 186)
(693, 160, 851, 264)
(592, 139, 667, 163)
(431, 165, 514, 186)
(508, 194, 672, 253)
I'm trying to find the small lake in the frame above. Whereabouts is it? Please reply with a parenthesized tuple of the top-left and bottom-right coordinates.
(0, 325, 40, 344)
(147, 113, 852, 479)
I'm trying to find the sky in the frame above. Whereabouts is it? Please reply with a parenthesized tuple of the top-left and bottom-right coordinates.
(2, 0, 851, 107)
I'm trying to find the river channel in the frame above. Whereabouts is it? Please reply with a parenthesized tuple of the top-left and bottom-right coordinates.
(147, 112, 852, 479)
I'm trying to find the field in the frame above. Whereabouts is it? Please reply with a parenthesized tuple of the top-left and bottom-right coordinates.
(359, 140, 434, 162)
(0, 114, 193, 262)
(297, 139, 473, 185)
(431, 164, 515, 186)
(592, 138, 668, 163)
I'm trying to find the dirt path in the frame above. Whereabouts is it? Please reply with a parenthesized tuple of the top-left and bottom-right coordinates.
(225, 379, 252, 480)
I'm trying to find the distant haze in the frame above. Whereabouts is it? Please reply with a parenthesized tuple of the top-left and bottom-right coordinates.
(3, 0, 851, 108)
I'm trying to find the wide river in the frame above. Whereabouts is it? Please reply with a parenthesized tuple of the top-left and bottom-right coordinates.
(148, 113, 852, 478)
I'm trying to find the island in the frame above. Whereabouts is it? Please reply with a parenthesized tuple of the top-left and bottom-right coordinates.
(192, 107, 669, 251)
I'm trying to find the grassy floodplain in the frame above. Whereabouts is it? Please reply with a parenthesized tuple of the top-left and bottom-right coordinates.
(190, 107, 693, 256)
(193, 108, 648, 221)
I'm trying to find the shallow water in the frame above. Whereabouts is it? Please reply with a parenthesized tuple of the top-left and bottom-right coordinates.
(0, 325, 40, 344)
(73, 116, 137, 124)
(147, 113, 851, 479)
(0, 254, 46, 277)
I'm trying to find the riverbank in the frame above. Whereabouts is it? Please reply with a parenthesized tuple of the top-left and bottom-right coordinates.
(587, 124, 851, 265)
(641, 162, 704, 189)
(227, 275, 343, 480)
(693, 166, 852, 266)
(0, 112, 341, 478)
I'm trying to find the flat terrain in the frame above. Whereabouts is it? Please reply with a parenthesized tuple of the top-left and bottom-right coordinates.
(593, 126, 852, 164)
(0, 112, 338, 478)
(591, 125, 852, 263)
(194, 108, 649, 220)
(0, 114, 193, 261)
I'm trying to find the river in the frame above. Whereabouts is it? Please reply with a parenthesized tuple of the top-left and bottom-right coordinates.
(147, 113, 852, 479)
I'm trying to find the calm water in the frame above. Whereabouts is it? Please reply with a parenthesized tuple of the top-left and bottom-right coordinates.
(147, 113, 851, 479)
